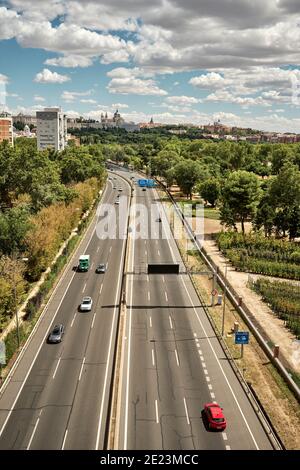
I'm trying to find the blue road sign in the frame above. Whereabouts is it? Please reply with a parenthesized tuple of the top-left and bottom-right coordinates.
(235, 331, 249, 345)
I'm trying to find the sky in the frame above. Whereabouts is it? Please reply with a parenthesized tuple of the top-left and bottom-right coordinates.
(0, 0, 300, 132)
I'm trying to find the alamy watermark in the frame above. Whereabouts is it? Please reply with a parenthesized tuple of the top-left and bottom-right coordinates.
(291, 73, 300, 106)
(96, 197, 204, 244)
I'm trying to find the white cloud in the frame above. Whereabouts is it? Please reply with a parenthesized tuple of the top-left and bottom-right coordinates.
(61, 90, 93, 102)
(34, 95, 45, 102)
(80, 99, 97, 104)
(165, 95, 200, 105)
(189, 72, 228, 89)
(45, 55, 94, 68)
(111, 103, 129, 109)
(34, 68, 70, 84)
(107, 67, 167, 96)
(0, 73, 9, 84)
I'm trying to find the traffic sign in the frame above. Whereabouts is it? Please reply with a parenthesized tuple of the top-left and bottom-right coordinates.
(235, 331, 249, 345)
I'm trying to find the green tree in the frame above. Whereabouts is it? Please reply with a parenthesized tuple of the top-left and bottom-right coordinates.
(198, 178, 220, 207)
(220, 171, 262, 233)
(173, 160, 202, 199)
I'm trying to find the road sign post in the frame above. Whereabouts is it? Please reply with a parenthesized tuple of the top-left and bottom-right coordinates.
(235, 331, 249, 358)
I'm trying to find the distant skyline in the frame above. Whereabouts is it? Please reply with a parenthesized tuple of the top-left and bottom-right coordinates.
(0, 0, 300, 132)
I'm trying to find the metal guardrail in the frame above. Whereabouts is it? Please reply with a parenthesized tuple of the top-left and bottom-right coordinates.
(108, 162, 298, 448)
(158, 181, 300, 404)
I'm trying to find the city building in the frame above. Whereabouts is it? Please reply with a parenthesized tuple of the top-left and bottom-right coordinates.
(0, 111, 14, 146)
(36, 107, 67, 151)
(13, 112, 37, 127)
(67, 110, 140, 132)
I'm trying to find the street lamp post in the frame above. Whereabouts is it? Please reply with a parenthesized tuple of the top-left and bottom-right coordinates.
(221, 264, 228, 337)
(11, 253, 28, 350)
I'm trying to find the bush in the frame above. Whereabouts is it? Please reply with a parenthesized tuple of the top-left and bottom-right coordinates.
(217, 232, 300, 279)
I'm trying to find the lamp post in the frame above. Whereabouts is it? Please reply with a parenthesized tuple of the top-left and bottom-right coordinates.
(221, 264, 228, 337)
(11, 253, 28, 349)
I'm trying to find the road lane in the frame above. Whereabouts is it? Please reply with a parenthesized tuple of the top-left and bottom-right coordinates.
(116, 167, 273, 450)
(0, 173, 130, 450)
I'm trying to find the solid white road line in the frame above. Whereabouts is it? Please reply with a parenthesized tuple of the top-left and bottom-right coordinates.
(61, 429, 68, 450)
(70, 312, 77, 328)
(82, 283, 87, 293)
(100, 284, 103, 294)
(149, 316, 152, 328)
(175, 349, 180, 366)
(91, 313, 96, 329)
(183, 398, 190, 426)
(155, 400, 159, 424)
(169, 316, 173, 329)
(27, 416, 41, 450)
(180, 276, 260, 450)
(96, 181, 130, 451)
(52, 357, 62, 379)
(0, 202, 101, 439)
(152, 349, 155, 367)
(165, 291, 168, 302)
(78, 357, 86, 381)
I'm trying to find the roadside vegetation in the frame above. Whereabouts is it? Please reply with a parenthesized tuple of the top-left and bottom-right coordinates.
(0, 138, 106, 334)
(217, 232, 300, 280)
(250, 278, 300, 338)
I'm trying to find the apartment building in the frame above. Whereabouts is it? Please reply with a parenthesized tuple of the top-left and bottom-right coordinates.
(0, 112, 13, 146)
(36, 107, 67, 151)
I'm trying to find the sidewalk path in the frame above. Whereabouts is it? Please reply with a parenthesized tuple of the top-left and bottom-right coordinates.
(192, 217, 300, 375)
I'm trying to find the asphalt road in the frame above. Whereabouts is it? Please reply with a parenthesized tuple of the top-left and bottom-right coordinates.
(115, 167, 274, 450)
(0, 173, 130, 450)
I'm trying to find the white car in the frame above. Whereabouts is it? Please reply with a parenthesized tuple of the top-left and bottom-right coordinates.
(118, 188, 123, 192)
(80, 296, 93, 311)
(115, 200, 120, 205)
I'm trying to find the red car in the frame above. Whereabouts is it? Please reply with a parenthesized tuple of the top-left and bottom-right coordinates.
(204, 403, 226, 431)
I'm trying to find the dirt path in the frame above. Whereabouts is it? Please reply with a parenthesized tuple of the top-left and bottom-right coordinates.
(193, 217, 300, 375)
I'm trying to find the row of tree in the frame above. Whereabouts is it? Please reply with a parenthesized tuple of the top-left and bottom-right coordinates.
(0, 139, 106, 328)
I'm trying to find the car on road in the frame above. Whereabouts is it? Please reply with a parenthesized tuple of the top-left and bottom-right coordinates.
(142, 188, 146, 191)
(80, 296, 93, 311)
(113, 186, 116, 189)
(118, 188, 123, 192)
(115, 200, 120, 205)
(48, 324, 64, 343)
(203, 403, 226, 431)
(157, 217, 162, 222)
(96, 263, 107, 273)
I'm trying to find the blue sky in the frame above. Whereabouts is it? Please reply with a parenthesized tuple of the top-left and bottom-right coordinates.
(1, 0, 300, 132)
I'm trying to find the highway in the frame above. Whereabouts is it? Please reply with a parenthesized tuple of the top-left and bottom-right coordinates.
(0, 173, 130, 450)
(115, 167, 274, 450)
(0, 166, 275, 450)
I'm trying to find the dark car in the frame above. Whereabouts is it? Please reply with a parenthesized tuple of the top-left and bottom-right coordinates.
(203, 403, 226, 431)
(96, 263, 107, 273)
(48, 324, 64, 343)
(157, 217, 162, 222)
(142, 188, 146, 191)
